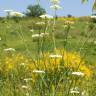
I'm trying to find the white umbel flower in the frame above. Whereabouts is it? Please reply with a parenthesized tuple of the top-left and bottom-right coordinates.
(94, 41, 96, 45)
(30, 29, 34, 32)
(49, 54, 62, 58)
(22, 85, 28, 89)
(0, 37, 1, 41)
(33, 70, 45, 73)
(50, 4, 62, 10)
(40, 14, 53, 19)
(72, 72, 84, 76)
(26, 93, 29, 96)
(9, 11, 24, 17)
(70, 87, 80, 94)
(40, 33, 49, 36)
(4, 48, 15, 52)
(36, 22, 45, 25)
(32, 34, 42, 38)
(32, 33, 49, 38)
(4, 10, 24, 17)
(70, 90, 80, 94)
(81, 90, 88, 96)
(50, 0, 60, 4)
(20, 63, 26, 66)
(24, 78, 33, 82)
(91, 15, 96, 19)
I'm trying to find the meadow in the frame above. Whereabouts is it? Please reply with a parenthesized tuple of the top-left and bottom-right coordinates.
(0, 16, 96, 96)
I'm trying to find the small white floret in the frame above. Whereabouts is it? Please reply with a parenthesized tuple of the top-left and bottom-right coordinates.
(50, 5, 62, 10)
(32, 34, 42, 38)
(91, 15, 96, 19)
(70, 87, 80, 94)
(22, 85, 28, 89)
(4, 48, 15, 52)
(40, 14, 53, 19)
(33, 70, 45, 73)
(50, 0, 60, 4)
(40, 33, 49, 36)
(24, 78, 33, 82)
(0, 37, 1, 41)
(70, 90, 80, 94)
(49, 54, 62, 58)
(30, 29, 34, 32)
(72, 72, 84, 76)
(36, 22, 45, 25)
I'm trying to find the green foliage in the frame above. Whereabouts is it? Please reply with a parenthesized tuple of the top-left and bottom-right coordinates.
(0, 17, 96, 96)
(25, 4, 46, 17)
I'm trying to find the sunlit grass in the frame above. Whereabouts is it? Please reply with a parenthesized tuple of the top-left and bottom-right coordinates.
(0, 16, 96, 96)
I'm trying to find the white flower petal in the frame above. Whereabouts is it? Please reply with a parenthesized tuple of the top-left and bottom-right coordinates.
(10, 11, 24, 17)
(91, 15, 96, 19)
(4, 48, 16, 52)
(72, 72, 84, 76)
(30, 29, 34, 32)
(50, 0, 60, 4)
(94, 41, 96, 45)
(70, 87, 80, 94)
(70, 90, 80, 94)
(33, 70, 45, 73)
(49, 54, 62, 58)
(36, 22, 45, 25)
(0, 37, 2, 41)
(32, 33, 49, 38)
(40, 14, 53, 19)
(24, 78, 33, 82)
(22, 85, 28, 89)
(40, 33, 49, 36)
(50, 5, 62, 10)
(32, 34, 42, 38)
(4, 10, 24, 17)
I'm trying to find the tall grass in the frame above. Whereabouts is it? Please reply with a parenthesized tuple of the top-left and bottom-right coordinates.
(0, 0, 96, 96)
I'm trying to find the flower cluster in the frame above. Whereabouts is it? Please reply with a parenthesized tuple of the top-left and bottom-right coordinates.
(50, 0, 62, 10)
(39, 14, 53, 19)
(4, 10, 24, 17)
(38, 49, 92, 77)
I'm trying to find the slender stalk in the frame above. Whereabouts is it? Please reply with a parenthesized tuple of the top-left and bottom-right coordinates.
(52, 10, 57, 51)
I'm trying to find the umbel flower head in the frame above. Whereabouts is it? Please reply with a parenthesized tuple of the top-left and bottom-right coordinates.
(9, 11, 24, 17)
(49, 54, 62, 58)
(24, 78, 33, 82)
(38, 49, 92, 77)
(50, 0, 60, 4)
(72, 72, 84, 76)
(32, 33, 49, 38)
(4, 48, 15, 52)
(22, 85, 29, 89)
(33, 70, 45, 73)
(4, 10, 24, 17)
(40, 14, 53, 19)
(0, 37, 2, 41)
(70, 87, 80, 94)
(36, 22, 45, 25)
(50, 4, 62, 10)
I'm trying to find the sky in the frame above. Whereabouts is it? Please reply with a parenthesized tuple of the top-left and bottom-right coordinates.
(0, 0, 94, 17)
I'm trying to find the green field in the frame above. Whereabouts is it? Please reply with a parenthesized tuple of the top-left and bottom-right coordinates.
(0, 17, 96, 63)
(0, 17, 96, 96)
